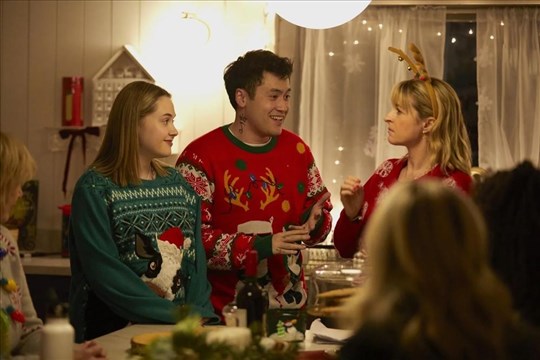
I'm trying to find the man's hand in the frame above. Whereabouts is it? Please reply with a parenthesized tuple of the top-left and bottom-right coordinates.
(296, 192, 331, 232)
(271, 228, 310, 255)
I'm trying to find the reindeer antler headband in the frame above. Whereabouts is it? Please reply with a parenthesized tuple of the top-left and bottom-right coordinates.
(388, 43, 439, 119)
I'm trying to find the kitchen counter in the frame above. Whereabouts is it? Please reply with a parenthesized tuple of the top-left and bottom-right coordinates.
(21, 254, 71, 276)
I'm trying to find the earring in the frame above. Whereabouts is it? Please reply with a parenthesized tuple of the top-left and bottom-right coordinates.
(239, 112, 247, 134)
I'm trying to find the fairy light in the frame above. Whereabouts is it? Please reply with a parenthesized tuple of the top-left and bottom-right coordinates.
(367, 26, 372, 31)
(329, 51, 335, 57)
(378, 23, 383, 29)
(469, 29, 474, 35)
(338, 146, 344, 151)
(353, 40, 359, 45)
(334, 160, 340, 165)
(362, 20, 367, 25)
(490, 35, 495, 40)
(399, 29, 403, 33)
(437, 31, 442, 36)
(451, 37, 457, 43)
(500, 20, 505, 26)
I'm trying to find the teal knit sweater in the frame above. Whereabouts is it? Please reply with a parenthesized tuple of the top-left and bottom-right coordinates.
(68, 167, 217, 342)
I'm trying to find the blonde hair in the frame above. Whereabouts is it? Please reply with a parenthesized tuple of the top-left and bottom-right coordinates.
(391, 78, 472, 175)
(344, 181, 514, 359)
(91, 81, 171, 186)
(0, 132, 36, 212)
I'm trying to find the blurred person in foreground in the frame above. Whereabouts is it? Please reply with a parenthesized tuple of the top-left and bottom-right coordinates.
(474, 160, 540, 328)
(176, 49, 332, 316)
(0, 131, 106, 359)
(333, 43, 472, 259)
(69, 81, 218, 342)
(339, 180, 540, 360)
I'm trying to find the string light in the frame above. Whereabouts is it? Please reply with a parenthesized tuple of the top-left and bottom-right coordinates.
(338, 146, 344, 151)
(334, 160, 340, 165)
(318, 20, 499, 56)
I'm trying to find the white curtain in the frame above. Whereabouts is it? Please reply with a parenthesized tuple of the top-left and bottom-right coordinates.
(297, 7, 447, 231)
(476, 7, 540, 169)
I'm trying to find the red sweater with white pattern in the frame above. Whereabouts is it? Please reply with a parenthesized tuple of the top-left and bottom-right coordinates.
(333, 158, 472, 259)
(176, 125, 332, 315)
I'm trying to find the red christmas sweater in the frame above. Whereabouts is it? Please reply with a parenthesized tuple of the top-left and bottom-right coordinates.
(333, 157, 473, 258)
(176, 125, 333, 315)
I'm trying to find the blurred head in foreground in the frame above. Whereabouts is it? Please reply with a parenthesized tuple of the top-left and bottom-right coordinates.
(473, 160, 540, 328)
(343, 180, 519, 359)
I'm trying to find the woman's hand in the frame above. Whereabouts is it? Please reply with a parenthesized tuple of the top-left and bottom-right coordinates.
(74, 340, 107, 359)
(340, 176, 364, 220)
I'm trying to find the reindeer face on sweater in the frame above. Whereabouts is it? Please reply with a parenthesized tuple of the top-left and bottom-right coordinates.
(134, 227, 192, 301)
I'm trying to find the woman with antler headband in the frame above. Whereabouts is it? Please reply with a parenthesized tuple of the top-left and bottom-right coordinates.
(333, 43, 473, 259)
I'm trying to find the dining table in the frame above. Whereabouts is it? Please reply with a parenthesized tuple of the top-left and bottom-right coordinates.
(93, 323, 342, 359)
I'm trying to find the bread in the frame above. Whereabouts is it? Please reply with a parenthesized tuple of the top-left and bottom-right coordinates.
(316, 287, 357, 299)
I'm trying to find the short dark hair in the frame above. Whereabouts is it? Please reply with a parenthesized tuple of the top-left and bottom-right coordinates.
(473, 160, 540, 327)
(223, 49, 293, 110)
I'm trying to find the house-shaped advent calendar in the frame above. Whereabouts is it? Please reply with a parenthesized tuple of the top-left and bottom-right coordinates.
(92, 45, 155, 126)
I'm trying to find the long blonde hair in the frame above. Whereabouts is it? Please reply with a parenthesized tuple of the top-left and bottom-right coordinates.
(0, 132, 36, 214)
(391, 78, 472, 175)
(92, 81, 171, 186)
(344, 181, 514, 359)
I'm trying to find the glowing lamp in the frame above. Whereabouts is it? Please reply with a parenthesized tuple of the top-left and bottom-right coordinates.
(271, 1, 372, 30)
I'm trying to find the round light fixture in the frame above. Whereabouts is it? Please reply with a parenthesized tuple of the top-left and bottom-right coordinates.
(270, 1, 372, 30)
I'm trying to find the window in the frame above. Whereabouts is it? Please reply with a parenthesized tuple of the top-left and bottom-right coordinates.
(444, 19, 479, 166)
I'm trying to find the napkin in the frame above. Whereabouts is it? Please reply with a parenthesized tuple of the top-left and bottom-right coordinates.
(309, 318, 353, 344)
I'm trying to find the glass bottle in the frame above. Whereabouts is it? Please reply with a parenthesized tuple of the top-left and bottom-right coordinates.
(235, 250, 267, 334)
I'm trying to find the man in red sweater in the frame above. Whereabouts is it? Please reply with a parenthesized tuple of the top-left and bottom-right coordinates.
(176, 49, 332, 316)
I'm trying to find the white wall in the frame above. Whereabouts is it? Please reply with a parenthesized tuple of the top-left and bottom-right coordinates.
(0, 0, 274, 248)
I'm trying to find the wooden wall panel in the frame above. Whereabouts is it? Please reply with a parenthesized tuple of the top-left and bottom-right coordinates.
(84, 0, 113, 125)
(112, 1, 140, 50)
(53, 1, 86, 226)
(0, 0, 29, 141)
(28, 1, 58, 229)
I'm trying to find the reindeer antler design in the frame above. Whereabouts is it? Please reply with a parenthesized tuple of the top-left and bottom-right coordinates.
(224, 170, 249, 211)
(259, 167, 280, 210)
(388, 43, 439, 118)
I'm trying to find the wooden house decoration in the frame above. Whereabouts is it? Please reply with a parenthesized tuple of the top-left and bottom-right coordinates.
(92, 45, 155, 126)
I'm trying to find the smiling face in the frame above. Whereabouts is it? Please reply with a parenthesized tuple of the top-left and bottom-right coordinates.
(138, 96, 178, 163)
(384, 96, 426, 148)
(239, 71, 291, 144)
